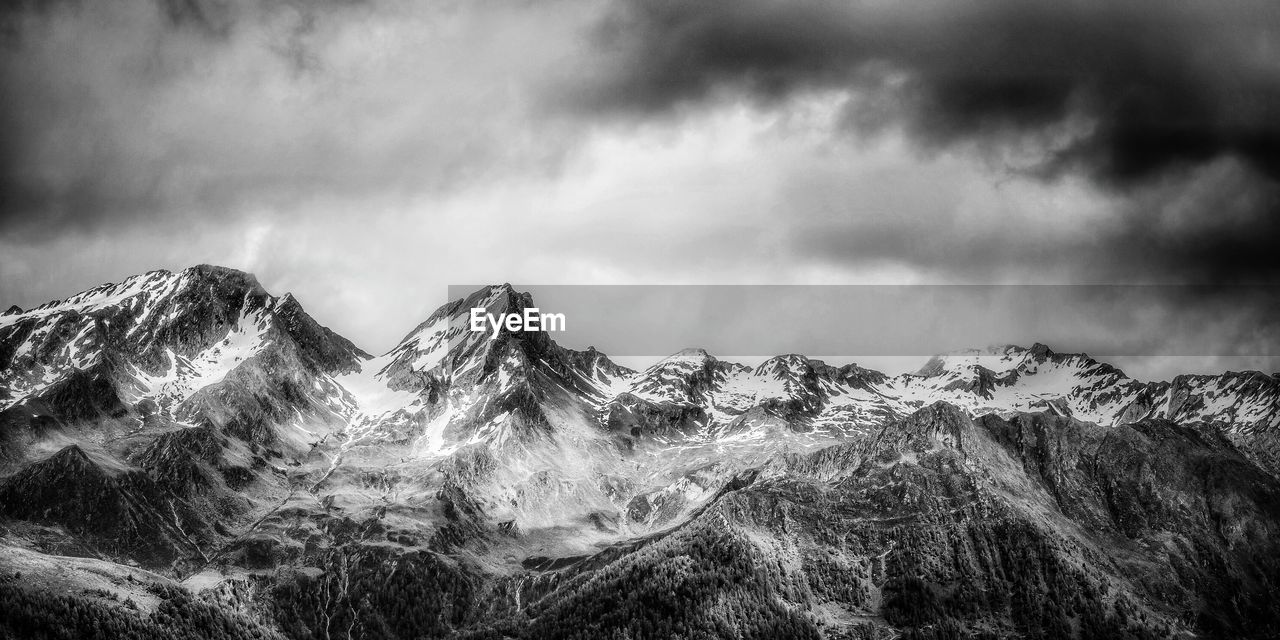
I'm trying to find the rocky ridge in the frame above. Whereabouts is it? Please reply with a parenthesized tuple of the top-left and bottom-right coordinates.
(1, 267, 1278, 639)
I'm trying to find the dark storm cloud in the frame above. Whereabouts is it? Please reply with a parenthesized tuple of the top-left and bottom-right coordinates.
(0, 0, 285, 234)
(570, 0, 1280, 282)
(1111, 162, 1280, 282)
(786, 157, 1280, 283)
(578, 0, 1280, 185)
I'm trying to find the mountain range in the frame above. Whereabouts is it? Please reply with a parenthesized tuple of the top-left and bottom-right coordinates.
(1, 265, 1278, 639)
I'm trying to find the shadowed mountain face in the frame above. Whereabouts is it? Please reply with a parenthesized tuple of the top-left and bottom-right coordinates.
(1, 266, 1278, 639)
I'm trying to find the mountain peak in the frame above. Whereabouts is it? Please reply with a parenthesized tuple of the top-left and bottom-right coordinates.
(753, 354, 811, 378)
(181, 264, 267, 295)
(914, 343, 1074, 378)
(51, 443, 91, 463)
(667, 347, 714, 361)
(1028, 342, 1056, 359)
(879, 401, 975, 451)
(461, 283, 533, 315)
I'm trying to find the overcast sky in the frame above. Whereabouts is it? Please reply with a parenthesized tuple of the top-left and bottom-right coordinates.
(1, 0, 1277, 378)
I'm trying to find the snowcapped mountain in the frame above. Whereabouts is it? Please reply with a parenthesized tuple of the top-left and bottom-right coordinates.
(8, 270, 1272, 472)
(592, 342, 1280, 475)
(339, 284, 629, 452)
(2, 267, 1279, 639)
(871, 343, 1280, 472)
(0, 265, 367, 455)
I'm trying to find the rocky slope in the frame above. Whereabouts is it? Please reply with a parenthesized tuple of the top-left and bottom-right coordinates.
(0, 267, 1277, 639)
(461, 404, 1280, 639)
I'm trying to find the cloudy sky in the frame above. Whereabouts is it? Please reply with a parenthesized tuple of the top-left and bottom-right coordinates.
(1, 0, 1277, 376)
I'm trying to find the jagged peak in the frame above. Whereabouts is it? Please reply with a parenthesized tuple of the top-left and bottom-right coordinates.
(640, 348, 721, 377)
(567, 345, 636, 377)
(0, 264, 372, 399)
(914, 399, 976, 421)
(51, 443, 91, 462)
(184, 263, 256, 279)
(468, 283, 527, 307)
(669, 347, 714, 360)
(912, 343, 1104, 379)
(752, 354, 811, 378)
(29, 443, 119, 479)
(1, 264, 273, 329)
(1027, 342, 1055, 360)
(879, 401, 975, 447)
(914, 354, 951, 378)
(757, 353, 808, 365)
(13, 268, 180, 318)
(405, 283, 534, 340)
(179, 265, 271, 302)
(378, 283, 589, 391)
(831, 361, 890, 387)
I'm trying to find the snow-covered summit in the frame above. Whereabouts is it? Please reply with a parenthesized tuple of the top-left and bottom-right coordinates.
(4, 272, 1277, 479)
(1, 265, 365, 450)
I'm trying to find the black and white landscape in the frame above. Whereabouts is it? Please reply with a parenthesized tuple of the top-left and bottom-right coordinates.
(3, 0, 1280, 638)
(0, 268, 1278, 639)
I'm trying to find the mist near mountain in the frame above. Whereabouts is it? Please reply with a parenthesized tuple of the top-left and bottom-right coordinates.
(1, 266, 1279, 639)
